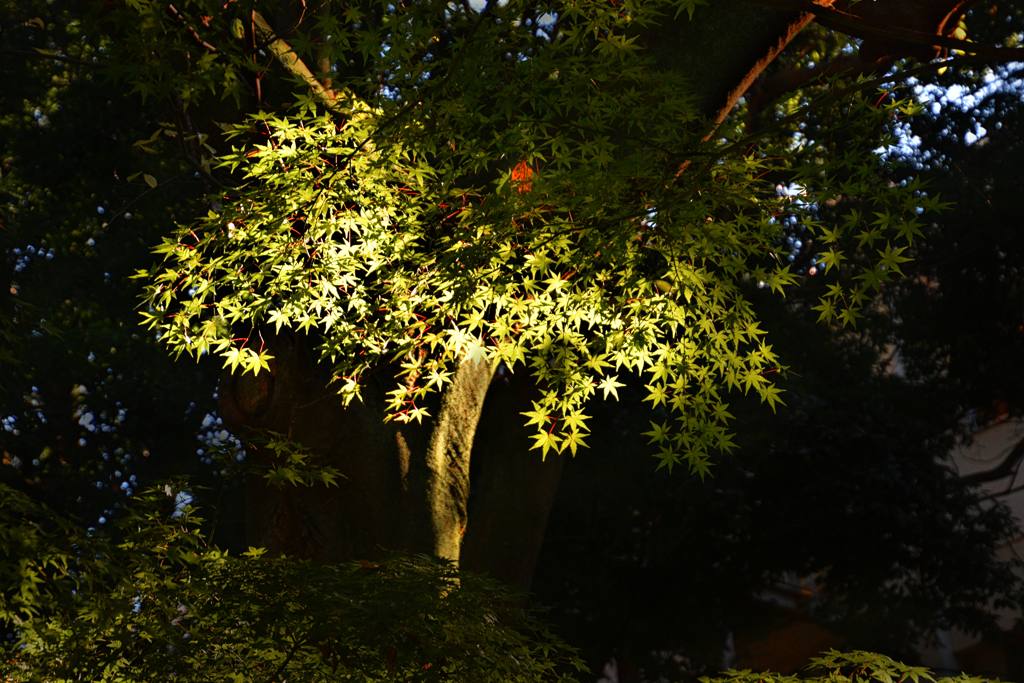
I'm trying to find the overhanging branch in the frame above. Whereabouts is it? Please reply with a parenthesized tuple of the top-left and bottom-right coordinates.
(0, 48, 101, 67)
(744, 0, 1024, 61)
(964, 434, 1024, 485)
(250, 11, 371, 118)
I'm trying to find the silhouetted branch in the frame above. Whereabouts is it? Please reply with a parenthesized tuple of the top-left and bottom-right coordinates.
(744, 0, 1024, 61)
(0, 48, 100, 67)
(965, 435, 1024, 485)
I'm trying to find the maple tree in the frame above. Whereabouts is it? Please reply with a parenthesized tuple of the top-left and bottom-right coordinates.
(4, 0, 1024, 678)
(122, 0, 1001, 584)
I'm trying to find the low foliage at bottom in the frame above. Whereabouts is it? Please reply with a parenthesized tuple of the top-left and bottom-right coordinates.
(0, 485, 1007, 683)
(0, 483, 584, 682)
(706, 650, 1004, 683)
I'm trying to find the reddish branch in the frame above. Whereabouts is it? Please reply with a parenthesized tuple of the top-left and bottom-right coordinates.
(742, 0, 1024, 125)
(748, 0, 1024, 61)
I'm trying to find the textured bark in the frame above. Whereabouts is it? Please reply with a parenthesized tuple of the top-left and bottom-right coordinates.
(461, 371, 566, 588)
(220, 333, 565, 586)
(220, 332, 494, 564)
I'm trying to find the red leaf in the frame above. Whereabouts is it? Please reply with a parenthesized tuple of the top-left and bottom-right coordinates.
(511, 160, 534, 194)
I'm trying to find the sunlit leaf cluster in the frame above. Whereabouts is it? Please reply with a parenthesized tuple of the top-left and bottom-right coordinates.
(133, 0, 937, 474)
(704, 650, 998, 683)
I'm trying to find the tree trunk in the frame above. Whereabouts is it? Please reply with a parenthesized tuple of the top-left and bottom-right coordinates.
(461, 369, 566, 588)
(220, 332, 495, 564)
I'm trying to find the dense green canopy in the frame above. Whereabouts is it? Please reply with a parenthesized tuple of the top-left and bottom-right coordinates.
(122, 0, 937, 474)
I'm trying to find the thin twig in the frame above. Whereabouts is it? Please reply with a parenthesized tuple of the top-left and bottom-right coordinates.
(269, 638, 306, 681)
(169, 105, 232, 191)
(0, 48, 100, 67)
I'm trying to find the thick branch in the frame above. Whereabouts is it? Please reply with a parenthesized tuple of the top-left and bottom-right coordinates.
(250, 11, 370, 117)
(745, 0, 1024, 61)
(637, 0, 821, 122)
(698, 54, 997, 180)
(963, 434, 1024, 485)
